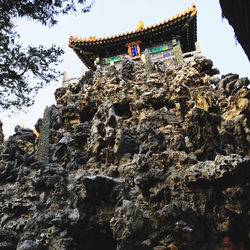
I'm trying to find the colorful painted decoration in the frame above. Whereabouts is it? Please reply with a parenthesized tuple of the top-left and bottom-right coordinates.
(172, 39, 177, 46)
(126, 41, 141, 60)
(146, 41, 174, 54)
(142, 40, 179, 61)
(101, 55, 124, 65)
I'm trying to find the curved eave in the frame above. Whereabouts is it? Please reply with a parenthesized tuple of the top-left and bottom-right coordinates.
(70, 11, 196, 48)
(74, 48, 96, 71)
(69, 6, 197, 70)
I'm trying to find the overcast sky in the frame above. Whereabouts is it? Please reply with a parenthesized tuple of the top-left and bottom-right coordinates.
(2, 0, 250, 137)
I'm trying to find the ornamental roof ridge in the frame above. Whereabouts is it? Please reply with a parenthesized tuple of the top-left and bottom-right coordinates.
(68, 4, 197, 46)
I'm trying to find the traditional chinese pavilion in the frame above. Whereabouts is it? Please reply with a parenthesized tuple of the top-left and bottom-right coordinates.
(69, 4, 199, 71)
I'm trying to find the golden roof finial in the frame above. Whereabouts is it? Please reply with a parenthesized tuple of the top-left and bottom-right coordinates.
(136, 21, 144, 31)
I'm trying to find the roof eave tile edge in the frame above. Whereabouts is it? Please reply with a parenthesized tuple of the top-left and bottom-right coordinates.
(74, 49, 95, 71)
(68, 4, 197, 45)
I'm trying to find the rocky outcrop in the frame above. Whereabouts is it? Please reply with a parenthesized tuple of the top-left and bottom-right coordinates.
(0, 57, 249, 250)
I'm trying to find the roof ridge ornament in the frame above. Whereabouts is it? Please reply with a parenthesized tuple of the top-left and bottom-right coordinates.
(136, 21, 145, 31)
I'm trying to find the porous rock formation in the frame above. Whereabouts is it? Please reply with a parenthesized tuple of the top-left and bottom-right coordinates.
(0, 56, 249, 250)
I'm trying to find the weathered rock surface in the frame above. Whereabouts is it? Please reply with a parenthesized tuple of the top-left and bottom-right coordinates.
(1, 57, 249, 250)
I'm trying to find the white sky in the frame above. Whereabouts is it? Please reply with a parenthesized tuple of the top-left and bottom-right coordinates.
(1, 0, 250, 138)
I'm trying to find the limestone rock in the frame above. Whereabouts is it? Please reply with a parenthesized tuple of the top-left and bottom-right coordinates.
(88, 101, 123, 163)
(13, 126, 36, 155)
(0, 57, 249, 250)
(187, 107, 221, 160)
(121, 56, 134, 80)
(0, 229, 17, 250)
(17, 240, 42, 250)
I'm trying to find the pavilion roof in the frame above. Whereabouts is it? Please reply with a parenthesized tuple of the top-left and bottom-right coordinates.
(69, 4, 197, 70)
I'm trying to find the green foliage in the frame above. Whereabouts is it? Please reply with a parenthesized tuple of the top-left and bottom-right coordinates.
(0, 0, 94, 112)
(0, 0, 94, 26)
